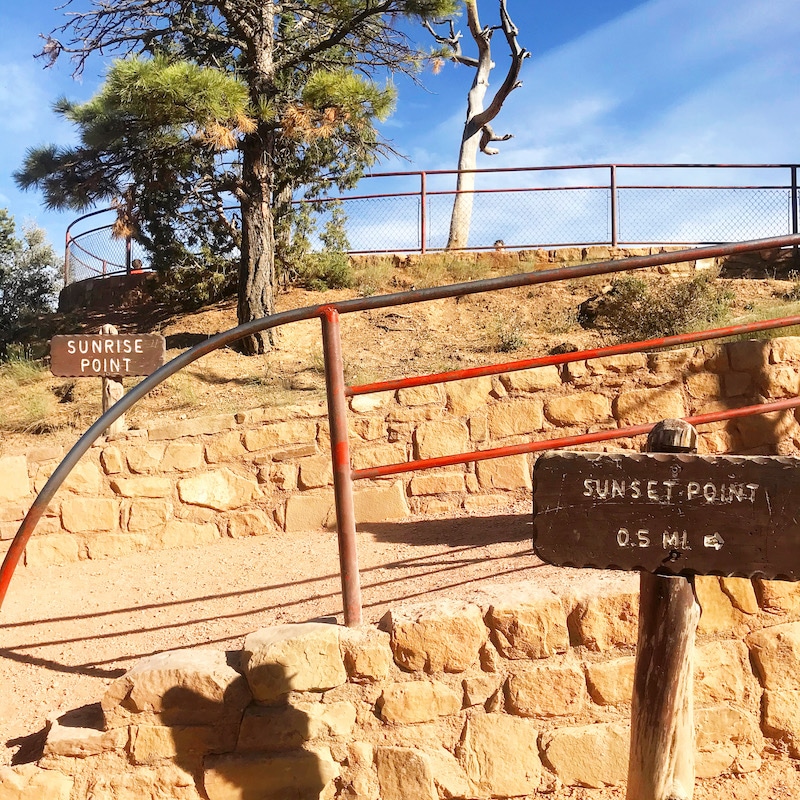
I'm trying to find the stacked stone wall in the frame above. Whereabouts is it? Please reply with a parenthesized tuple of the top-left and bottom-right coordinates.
(7, 581, 800, 798)
(3, 333, 800, 567)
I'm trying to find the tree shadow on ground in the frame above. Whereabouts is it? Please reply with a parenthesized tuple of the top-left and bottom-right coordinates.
(362, 512, 532, 548)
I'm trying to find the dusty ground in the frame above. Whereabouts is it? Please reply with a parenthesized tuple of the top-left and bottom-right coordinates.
(2, 267, 800, 795)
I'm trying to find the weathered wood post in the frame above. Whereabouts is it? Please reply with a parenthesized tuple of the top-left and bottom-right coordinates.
(626, 419, 701, 800)
(100, 324, 126, 436)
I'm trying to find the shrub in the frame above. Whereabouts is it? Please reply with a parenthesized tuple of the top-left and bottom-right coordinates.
(589, 273, 734, 341)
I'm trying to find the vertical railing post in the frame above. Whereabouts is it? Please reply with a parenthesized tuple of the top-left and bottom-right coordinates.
(610, 165, 619, 248)
(420, 171, 428, 255)
(320, 307, 363, 626)
(125, 236, 133, 274)
(791, 166, 798, 258)
(64, 231, 71, 286)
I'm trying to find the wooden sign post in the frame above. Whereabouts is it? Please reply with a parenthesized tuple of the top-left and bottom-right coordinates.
(532, 419, 800, 800)
(627, 420, 700, 800)
(50, 328, 165, 435)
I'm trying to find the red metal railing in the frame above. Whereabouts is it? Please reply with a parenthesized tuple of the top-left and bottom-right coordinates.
(4, 234, 800, 626)
(63, 163, 800, 284)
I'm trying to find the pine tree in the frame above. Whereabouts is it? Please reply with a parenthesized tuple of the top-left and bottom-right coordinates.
(16, 0, 457, 354)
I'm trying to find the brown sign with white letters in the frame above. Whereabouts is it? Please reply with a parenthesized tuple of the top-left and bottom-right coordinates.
(50, 334, 165, 377)
(533, 451, 800, 580)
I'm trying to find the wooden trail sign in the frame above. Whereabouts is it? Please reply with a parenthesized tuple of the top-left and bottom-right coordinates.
(533, 451, 800, 580)
(50, 333, 165, 378)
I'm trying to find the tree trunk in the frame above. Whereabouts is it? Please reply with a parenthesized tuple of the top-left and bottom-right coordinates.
(448, 123, 482, 249)
(237, 131, 276, 355)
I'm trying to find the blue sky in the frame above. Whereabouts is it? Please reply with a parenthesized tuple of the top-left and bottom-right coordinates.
(1, 0, 799, 251)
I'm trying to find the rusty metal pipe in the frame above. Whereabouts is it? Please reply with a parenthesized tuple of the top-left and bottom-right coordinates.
(347, 314, 800, 397)
(352, 396, 800, 482)
(320, 308, 363, 626)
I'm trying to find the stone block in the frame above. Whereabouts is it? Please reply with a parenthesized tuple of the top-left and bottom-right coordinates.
(126, 444, 167, 474)
(205, 431, 247, 464)
(736, 409, 800, 449)
(748, 621, 800, 690)
(237, 700, 356, 751)
(506, 661, 587, 717)
(226, 508, 274, 538)
(754, 579, 800, 617)
(61, 496, 119, 533)
(0, 456, 30, 502)
(0, 765, 72, 800)
(74, 763, 198, 799)
(408, 472, 465, 496)
(445, 376, 494, 415)
(379, 681, 462, 724)
(384, 600, 487, 673)
(102, 649, 251, 729)
(542, 723, 629, 788)
(353, 482, 409, 523)
(500, 366, 562, 392)
(350, 391, 393, 413)
(130, 723, 235, 764)
(298, 455, 334, 489)
(486, 399, 544, 439)
(457, 714, 541, 797)
(376, 747, 436, 800)
(475, 454, 532, 491)
(47, 461, 103, 495)
(760, 365, 800, 398)
(43, 707, 129, 760)
(648, 348, 696, 374)
(724, 371, 752, 397)
(100, 446, 124, 474)
(350, 443, 407, 471)
(614, 386, 686, 426)
(696, 705, 762, 778)
(685, 372, 723, 400)
(544, 392, 612, 425)
(570, 591, 639, 651)
(726, 340, 771, 371)
(243, 420, 318, 453)
(462, 675, 502, 707)
(720, 577, 759, 614)
(763, 690, 800, 755)
(127, 499, 172, 532)
(242, 622, 347, 703)
(695, 576, 744, 634)
(589, 353, 647, 374)
(147, 414, 236, 441)
(25, 534, 82, 566)
(178, 468, 257, 511)
(161, 442, 204, 472)
(26, 446, 64, 464)
(205, 748, 338, 800)
(339, 627, 393, 682)
(770, 337, 800, 363)
(111, 476, 173, 498)
(463, 493, 503, 512)
(397, 385, 444, 407)
(157, 520, 220, 549)
(694, 640, 750, 705)
(284, 494, 334, 532)
(413, 419, 470, 460)
(487, 592, 569, 659)
(468, 412, 488, 442)
(349, 416, 386, 441)
(585, 657, 635, 706)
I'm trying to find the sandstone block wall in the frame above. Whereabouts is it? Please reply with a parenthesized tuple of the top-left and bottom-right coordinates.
(7, 580, 800, 799)
(3, 334, 800, 567)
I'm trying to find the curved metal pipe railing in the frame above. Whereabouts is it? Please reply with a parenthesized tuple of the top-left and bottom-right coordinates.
(3, 233, 800, 615)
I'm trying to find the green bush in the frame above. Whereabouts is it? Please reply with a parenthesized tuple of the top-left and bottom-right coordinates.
(590, 273, 734, 341)
(154, 251, 237, 309)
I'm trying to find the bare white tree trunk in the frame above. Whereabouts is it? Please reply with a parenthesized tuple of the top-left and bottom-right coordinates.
(427, 0, 529, 250)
